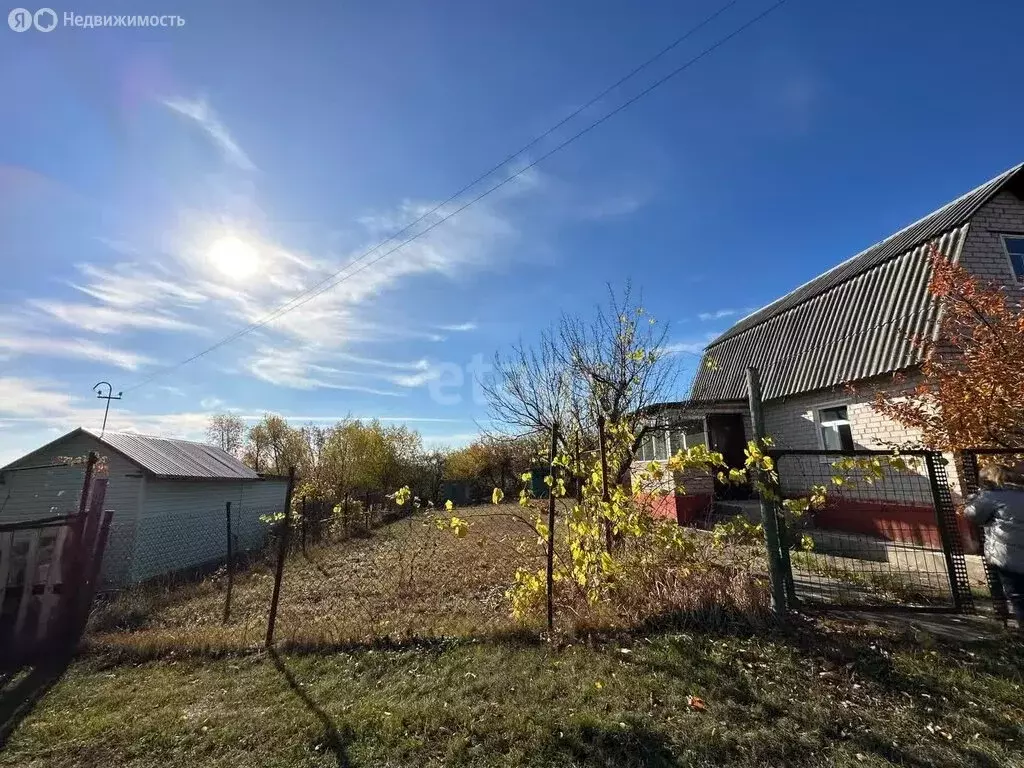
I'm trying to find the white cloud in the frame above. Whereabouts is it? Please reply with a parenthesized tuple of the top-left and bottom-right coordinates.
(0, 377, 219, 464)
(696, 307, 756, 323)
(0, 376, 483, 466)
(663, 332, 721, 356)
(246, 346, 406, 396)
(1, 161, 535, 399)
(390, 366, 442, 388)
(163, 95, 256, 171)
(697, 309, 738, 322)
(28, 299, 199, 335)
(420, 432, 478, 449)
(0, 329, 153, 370)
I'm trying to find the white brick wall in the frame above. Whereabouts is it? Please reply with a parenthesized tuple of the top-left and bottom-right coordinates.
(958, 190, 1024, 292)
(762, 374, 968, 505)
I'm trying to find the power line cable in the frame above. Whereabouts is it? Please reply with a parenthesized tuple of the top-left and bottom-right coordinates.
(125, 0, 789, 393)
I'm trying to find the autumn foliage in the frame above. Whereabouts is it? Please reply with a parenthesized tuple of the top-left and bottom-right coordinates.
(874, 249, 1024, 449)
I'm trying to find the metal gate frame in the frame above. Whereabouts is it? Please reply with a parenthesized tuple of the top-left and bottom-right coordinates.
(769, 448, 974, 613)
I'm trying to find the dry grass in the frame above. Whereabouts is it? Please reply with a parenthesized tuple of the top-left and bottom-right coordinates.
(87, 504, 773, 656)
(88, 506, 547, 654)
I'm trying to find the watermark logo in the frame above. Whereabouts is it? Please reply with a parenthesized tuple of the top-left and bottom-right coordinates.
(8, 8, 185, 30)
(8, 7, 55, 31)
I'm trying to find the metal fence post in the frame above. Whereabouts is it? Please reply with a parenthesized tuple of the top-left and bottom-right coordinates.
(597, 415, 613, 553)
(223, 501, 233, 624)
(546, 422, 559, 633)
(300, 496, 307, 555)
(925, 452, 974, 613)
(266, 466, 297, 647)
(745, 367, 788, 621)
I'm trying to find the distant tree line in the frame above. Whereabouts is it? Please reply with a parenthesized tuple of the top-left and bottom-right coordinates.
(205, 413, 541, 507)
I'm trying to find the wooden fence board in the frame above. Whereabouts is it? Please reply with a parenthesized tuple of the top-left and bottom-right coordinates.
(36, 525, 68, 640)
(13, 532, 40, 637)
(0, 531, 12, 614)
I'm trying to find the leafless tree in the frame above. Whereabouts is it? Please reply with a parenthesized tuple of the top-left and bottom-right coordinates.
(482, 282, 687, 481)
(205, 413, 245, 455)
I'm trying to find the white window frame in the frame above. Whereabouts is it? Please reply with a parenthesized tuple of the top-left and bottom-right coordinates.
(811, 400, 854, 454)
(638, 421, 706, 462)
(999, 233, 1024, 284)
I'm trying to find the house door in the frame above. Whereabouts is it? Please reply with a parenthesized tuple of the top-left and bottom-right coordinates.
(706, 413, 751, 500)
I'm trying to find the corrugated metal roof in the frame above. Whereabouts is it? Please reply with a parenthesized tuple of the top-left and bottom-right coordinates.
(711, 163, 1024, 346)
(690, 163, 1024, 402)
(86, 430, 260, 480)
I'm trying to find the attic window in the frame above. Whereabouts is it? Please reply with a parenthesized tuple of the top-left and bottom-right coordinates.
(1000, 235, 1024, 281)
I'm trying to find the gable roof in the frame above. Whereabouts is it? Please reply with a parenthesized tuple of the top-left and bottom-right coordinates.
(690, 162, 1024, 402)
(1, 428, 260, 481)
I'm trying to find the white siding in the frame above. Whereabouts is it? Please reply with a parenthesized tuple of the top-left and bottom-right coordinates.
(131, 478, 288, 582)
(0, 432, 142, 587)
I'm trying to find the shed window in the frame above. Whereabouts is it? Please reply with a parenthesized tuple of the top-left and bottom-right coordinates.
(818, 406, 854, 451)
(1001, 235, 1024, 281)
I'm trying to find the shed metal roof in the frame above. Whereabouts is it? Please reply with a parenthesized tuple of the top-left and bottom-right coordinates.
(690, 163, 1024, 402)
(0, 428, 262, 480)
(88, 430, 260, 479)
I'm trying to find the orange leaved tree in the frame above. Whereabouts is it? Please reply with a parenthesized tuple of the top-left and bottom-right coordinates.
(873, 249, 1024, 449)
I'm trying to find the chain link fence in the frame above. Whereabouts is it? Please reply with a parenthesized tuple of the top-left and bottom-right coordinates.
(87, 492, 545, 651)
(773, 450, 976, 610)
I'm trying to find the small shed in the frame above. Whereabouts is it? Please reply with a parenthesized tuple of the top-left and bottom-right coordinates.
(0, 428, 290, 587)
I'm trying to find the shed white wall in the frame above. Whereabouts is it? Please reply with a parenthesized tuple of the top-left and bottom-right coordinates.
(0, 432, 142, 586)
(130, 478, 289, 583)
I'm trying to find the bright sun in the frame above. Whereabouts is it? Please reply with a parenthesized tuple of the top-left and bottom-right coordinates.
(207, 235, 259, 279)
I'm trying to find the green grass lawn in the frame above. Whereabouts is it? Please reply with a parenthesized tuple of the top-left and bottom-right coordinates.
(3, 618, 1022, 767)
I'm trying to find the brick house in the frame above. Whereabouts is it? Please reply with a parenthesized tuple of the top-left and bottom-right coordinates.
(639, 162, 1024, 544)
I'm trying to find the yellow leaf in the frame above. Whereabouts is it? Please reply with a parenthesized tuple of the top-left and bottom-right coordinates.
(445, 499, 454, 511)
(492, 488, 504, 505)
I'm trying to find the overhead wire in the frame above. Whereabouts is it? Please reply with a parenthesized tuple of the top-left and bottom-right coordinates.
(125, 0, 790, 393)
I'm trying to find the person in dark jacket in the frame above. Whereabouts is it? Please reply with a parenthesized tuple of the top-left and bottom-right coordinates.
(964, 463, 1024, 625)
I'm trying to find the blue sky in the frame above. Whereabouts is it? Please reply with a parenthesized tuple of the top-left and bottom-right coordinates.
(1, 0, 1023, 463)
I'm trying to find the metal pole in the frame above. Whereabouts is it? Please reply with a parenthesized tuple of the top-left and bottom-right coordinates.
(92, 382, 122, 438)
(266, 466, 296, 647)
(546, 422, 559, 633)
(745, 367, 788, 621)
(300, 496, 307, 555)
(223, 501, 233, 624)
(597, 415, 613, 552)
(575, 432, 583, 504)
(925, 452, 972, 612)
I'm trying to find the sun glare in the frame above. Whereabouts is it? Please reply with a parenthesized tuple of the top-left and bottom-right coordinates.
(207, 235, 259, 279)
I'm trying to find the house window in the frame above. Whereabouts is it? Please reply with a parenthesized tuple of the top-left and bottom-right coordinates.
(818, 405, 854, 451)
(640, 433, 659, 461)
(1001, 235, 1024, 281)
(652, 432, 668, 461)
(669, 421, 706, 454)
(639, 430, 671, 461)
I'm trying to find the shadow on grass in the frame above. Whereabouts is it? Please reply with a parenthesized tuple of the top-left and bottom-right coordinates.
(0, 654, 72, 749)
(270, 650, 354, 768)
(528, 723, 678, 768)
